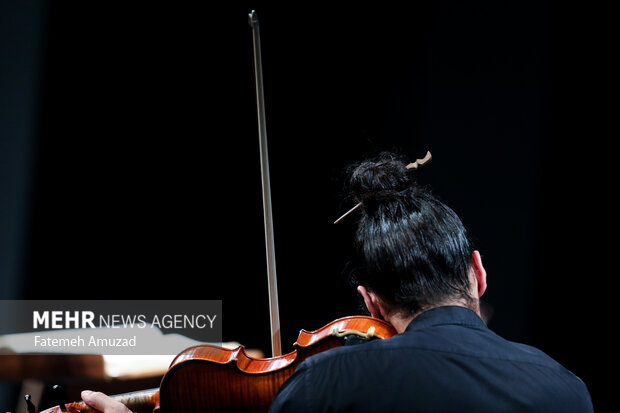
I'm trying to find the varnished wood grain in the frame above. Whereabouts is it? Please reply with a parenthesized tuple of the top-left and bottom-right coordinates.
(36, 316, 396, 413)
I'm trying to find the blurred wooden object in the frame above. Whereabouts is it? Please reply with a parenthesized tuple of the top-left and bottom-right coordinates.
(0, 354, 105, 381)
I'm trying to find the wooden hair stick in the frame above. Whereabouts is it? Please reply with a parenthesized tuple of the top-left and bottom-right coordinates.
(333, 151, 432, 224)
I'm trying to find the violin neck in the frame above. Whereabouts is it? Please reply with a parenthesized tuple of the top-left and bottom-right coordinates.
(65, 388, 159, 413)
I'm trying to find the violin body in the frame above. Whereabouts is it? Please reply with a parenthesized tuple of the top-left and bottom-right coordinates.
(158, 315, 395, 412)
(37, 316, 396, 413)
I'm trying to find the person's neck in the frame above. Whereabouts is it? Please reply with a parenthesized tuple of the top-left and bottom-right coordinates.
(387, 301, 481, 334)
(387, 314, 415, 334)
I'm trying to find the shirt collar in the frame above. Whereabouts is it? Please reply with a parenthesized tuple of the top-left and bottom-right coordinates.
(405, 305, 488, 333)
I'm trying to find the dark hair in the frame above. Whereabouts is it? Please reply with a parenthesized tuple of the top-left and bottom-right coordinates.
(346, 152, 475, 316)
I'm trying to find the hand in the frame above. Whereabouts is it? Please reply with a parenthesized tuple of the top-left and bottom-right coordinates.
(81, 390, 133, 413)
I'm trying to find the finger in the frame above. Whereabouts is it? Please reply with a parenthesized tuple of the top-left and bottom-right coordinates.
(81, 390, 128, 412)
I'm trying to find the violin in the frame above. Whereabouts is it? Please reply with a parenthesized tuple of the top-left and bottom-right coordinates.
(31, 11, 397, 413)
(37, 316, 395, 413)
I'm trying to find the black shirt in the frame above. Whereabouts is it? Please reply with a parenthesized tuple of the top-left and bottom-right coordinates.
(269, 306, 593, 413)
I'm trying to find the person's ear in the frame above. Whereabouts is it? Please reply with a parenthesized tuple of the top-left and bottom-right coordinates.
(357, 285, 383, 319)
(471, 250, 487, 297)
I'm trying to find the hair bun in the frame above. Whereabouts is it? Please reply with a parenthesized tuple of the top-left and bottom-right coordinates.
(348, 152, 413, 210)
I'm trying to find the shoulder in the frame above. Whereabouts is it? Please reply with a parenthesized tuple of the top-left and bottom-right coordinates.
(269, 339, 397, 413)
(270, 320, 594, 413)
(295, 332, 401, 369)
(269, 340, 392, 413)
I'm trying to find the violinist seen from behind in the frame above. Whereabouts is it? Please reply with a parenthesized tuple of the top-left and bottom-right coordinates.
(268, 152, 593, 412)
(82, 152, 594, 413)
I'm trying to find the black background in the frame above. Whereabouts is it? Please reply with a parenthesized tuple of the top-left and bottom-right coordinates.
(1, 1, 617, 411)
